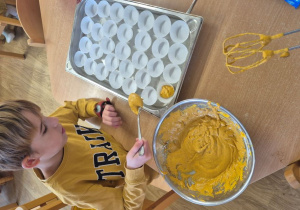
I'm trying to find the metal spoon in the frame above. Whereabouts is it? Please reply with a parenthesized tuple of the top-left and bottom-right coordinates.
(137, 107, 144, 156)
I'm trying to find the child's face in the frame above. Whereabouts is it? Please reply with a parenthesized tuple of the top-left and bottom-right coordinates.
(22, 110, 68, 162)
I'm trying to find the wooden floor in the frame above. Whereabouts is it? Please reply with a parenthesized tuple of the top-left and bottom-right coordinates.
(1, 29, 300, 210)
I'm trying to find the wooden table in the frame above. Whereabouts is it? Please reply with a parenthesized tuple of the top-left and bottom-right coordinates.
(38, 0, 300, 191)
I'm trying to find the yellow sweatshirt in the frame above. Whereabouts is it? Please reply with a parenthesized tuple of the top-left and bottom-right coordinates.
(33, 99, 146, 210)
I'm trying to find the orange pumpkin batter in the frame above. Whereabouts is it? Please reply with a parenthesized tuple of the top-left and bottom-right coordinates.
(223, 33, 290, 74)
(159, 103, 246, 197)
(128, 93, 143, 115)
(160, 85, 175, 99)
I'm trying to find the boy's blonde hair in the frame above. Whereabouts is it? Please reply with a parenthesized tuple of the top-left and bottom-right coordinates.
(0, 100, 41, 171)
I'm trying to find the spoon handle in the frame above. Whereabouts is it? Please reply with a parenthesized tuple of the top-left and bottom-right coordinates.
(137, 108, 144, 156)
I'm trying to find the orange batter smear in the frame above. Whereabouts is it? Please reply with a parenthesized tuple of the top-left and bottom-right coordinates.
(223, 33, 284, 55)
(128, 93, 143, 115)
(159, 103, 246, 197)
(225, 48, 289, 74)
(223, 33, 290, 74)
(160, 85, 175, 99)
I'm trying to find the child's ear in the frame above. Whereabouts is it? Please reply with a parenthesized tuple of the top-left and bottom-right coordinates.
(21, 156, 40, 169)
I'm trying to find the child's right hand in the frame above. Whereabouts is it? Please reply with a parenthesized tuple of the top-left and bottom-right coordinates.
(102, 105, 122, 127)
(126, 138, 152, 170)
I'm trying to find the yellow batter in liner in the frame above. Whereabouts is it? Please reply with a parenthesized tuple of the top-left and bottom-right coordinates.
(159, 103, 246, 197)
(160, 85, 175, 99)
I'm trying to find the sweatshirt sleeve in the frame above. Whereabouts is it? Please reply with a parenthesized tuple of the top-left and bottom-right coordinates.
(123, 165, 147, 210)
(49, 99, 99, 124)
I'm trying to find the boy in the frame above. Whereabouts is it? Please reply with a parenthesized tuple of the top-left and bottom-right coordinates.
(0, 98, 153, 209)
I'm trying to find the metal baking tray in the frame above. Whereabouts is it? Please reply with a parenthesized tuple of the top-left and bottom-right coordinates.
(66, 0, 203, 117)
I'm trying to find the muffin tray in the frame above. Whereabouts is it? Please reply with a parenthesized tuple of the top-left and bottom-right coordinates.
(65, 0, 203, 117)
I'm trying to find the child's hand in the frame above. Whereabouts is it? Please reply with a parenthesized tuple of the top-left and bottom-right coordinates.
(102, 105, 122, 127)
(126, 138, 152, 169)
